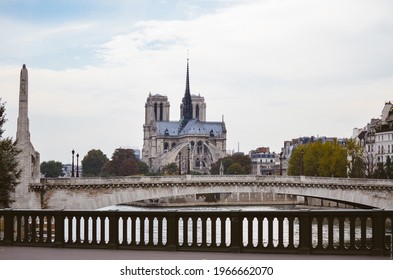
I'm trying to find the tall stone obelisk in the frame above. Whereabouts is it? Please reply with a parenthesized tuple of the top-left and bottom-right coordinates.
(13, 64, 41, 209)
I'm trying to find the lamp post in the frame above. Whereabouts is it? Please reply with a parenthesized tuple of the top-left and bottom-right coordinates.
(76, 153, 80, 177)
(178, 152, 182, 175)
(279, 152, 283, 176)
(300, 148, 304, 176)
(187, 144, 191, 174)
(71, 149, 75, 177)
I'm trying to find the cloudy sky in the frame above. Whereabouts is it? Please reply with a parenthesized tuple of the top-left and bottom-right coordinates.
(1, 0, 393, 164)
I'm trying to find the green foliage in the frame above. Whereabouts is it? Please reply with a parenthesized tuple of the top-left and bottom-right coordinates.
(346, 139, 366, 178)
(288, 140, 348, 177)
(101, 148, 141, 176)
(161, 163, 179, 175)
(210, 153, 251, 175)
(0, 100, 21, 207)
(385, 156, 393, 179)
(138, 161, 150, 175)
(40, 160, 64, 178)
(81, 149, 109, 177)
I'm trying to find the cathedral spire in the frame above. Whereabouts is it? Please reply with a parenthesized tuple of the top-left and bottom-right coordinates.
(181, 57, 193, 124)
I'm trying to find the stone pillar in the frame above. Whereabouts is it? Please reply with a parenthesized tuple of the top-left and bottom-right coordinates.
(13, 64, 41, 209)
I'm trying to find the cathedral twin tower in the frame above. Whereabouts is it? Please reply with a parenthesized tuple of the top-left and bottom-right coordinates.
(142, 59, 227, 174)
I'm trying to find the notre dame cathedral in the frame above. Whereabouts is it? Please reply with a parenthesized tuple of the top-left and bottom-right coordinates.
(142, 59, 227, 174)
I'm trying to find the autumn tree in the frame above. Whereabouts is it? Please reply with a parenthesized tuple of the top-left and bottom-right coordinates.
(0, 99, 21, 207)
(81, 149, 109, 177)
(288, 140, 348, 177)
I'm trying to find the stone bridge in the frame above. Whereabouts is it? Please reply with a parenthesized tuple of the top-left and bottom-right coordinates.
(28, 175, 393, 210)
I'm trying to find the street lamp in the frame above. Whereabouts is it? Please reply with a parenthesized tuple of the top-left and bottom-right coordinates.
(71, 149, 75, 177)
(178, 152, 182, 175)
(187, 144, 191, 174)
(300, 148, 304, 176)
(279, 152, 283, 176)
(76, 153, 80, 177)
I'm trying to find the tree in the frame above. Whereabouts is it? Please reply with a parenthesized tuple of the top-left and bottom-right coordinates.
(161, 163, 179, 175)
(40, 160, 64, 178)
(81, 149, 109, 177)
(227, 162, 245, 174)
(385, 156, 393, 179)
(102, 148, 140, 176)
(210, 153, 251, 175)
(0, 99, 21, 207)
(347, 139, 366, 178)
(288, 140, 348, 177)
(138, 161, 149, 175)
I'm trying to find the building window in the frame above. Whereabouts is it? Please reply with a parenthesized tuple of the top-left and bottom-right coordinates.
(160, 103, 163, 121)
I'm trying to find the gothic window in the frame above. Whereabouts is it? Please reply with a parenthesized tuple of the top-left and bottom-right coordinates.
(164, 142, 169, 151)
(160, 103, 164, 121)
(209, 130, 214, 137)
(172, 142, 176, 148)
(164, 129, 169, 136)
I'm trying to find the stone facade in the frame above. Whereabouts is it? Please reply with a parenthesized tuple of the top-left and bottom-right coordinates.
(142, 59, 227, 174)
(12, 65, 41, 209)
(353, 101, 393, 175)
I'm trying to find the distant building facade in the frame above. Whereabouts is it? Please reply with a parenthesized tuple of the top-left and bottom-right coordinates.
(142, 59, 227, 174)
(353, 101, 393, 175)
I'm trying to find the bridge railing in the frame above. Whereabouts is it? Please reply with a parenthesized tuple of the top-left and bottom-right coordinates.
(0, 209, 392, 256)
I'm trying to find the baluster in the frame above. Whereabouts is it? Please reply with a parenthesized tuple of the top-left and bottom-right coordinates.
(31, 215, 37, 243)
(246, 217, 252, 248)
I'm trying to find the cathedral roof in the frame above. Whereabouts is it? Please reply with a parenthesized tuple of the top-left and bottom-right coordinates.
(156, 119, 225, 137)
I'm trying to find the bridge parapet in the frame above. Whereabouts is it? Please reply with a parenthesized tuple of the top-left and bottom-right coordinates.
(30, 175, 393, 190)
(27, 175, 393, 209)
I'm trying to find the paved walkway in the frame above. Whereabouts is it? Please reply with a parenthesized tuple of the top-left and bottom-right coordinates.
(0, 246, 390, 260)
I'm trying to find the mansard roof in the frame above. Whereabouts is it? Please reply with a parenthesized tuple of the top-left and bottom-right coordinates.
(156, 118, 225, 137)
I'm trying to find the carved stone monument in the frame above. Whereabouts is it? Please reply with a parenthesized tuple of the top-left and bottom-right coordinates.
(13, 64, 41, 209)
